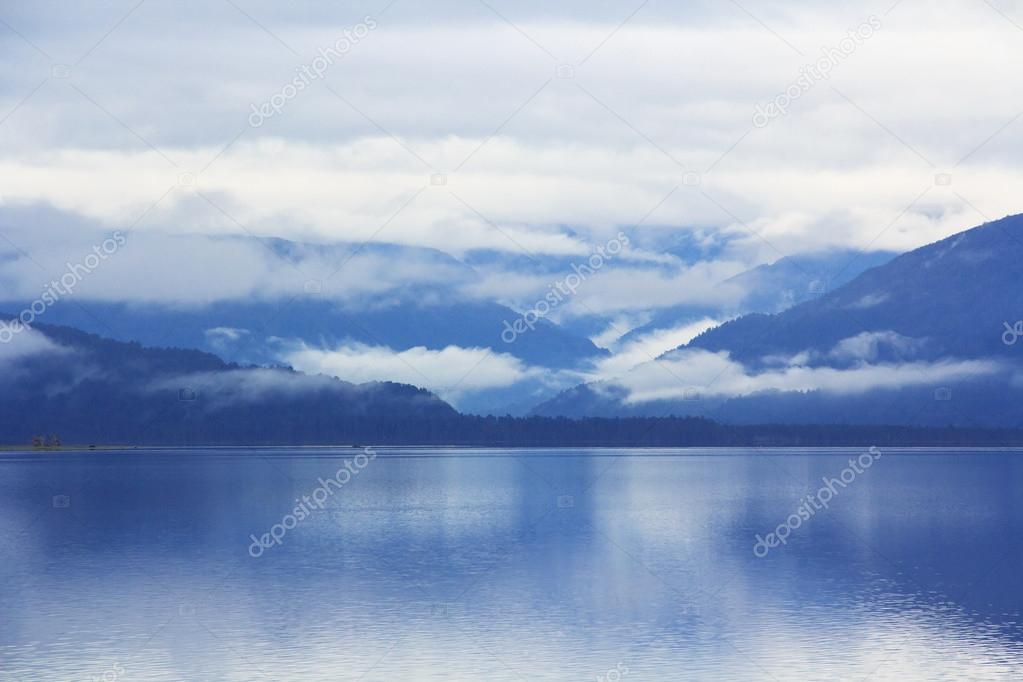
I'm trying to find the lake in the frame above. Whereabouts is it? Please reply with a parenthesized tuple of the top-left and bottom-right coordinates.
(1, 448, 1022, 680)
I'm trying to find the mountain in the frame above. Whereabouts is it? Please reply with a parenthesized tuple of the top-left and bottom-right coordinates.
(0, 203, 903, 417)
(0, 317, 456, 445)
(26, 298, 607, 417)
(615, 248, 896, 346)
(533, 214, 1023, 427)
(5, 316, 1023, 447)
(31, 298, 604, 371)
(0, 228, 611, 416)
(688, 218, 1020, 364)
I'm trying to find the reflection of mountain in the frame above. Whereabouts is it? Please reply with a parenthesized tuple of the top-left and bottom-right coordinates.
(534, 215, 1023, 427)
(5, 451, 1021, 678)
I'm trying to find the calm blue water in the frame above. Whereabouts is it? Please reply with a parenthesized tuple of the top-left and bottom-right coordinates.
(1, 448, 1022, 681)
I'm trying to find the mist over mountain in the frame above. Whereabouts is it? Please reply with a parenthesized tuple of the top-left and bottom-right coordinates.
(1, 202, 897, 416)
(0, 198, 991, 421)
(0, 317, 455, 445)
(4, 315, 1021, 448)
(31, 298, 603, 372)
(688, 215, 1023, 365)
(615, 248, 897, 346)
(534, 214, 1023, 427)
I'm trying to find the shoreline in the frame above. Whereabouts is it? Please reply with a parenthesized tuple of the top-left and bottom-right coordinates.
(5, 444, 1023, 457)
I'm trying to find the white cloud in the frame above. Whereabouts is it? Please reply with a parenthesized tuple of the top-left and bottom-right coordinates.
(1, 0, 1021, 400)
(204, 326, 250, 353)
(205, 327, 249, 342)
(3, 5, 1022, 265)
(0, 326, 68, 363)
(283, 342, 542, 405)
(463, 251, 747, 317)
(560, 262, 748, 316)
(847, 292, 889, 309)
(828, 331, 923, 363)
(590, 313, 654, 349)
(615, 348, 1001, 405)
(0, 222, 473, 305)
(587, 317, 725, 380)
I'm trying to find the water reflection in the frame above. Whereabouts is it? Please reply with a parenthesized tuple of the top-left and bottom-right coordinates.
(0, 449, 1021, 680)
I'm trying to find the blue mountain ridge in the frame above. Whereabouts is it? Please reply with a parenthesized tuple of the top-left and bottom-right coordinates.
(532, 214, 1023, 427)
(0, 316, 457, 444)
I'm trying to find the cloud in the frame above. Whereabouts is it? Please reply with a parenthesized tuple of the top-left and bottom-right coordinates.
(0, 207, 475, 305)
(610, 344, 1002, 405)
(2, 0, 1022, 401)
(605, 328, 997, 407)
(587, 317, 725, 379)
(205, 327, 249, 342)
(204, 326, 250, 353)
(3, 3, 1022, 266)
(847, 292, 890, 309)
(283, 342, 542, 405)
(0, 203, 755, 318)
(590, 313, 654, 349)
(555, 262, 748, 317)
(461, 237, 747, 316)
(0, 326, 88, 395)
(0, 326, 68, 364)
(828, 331, 924, 363)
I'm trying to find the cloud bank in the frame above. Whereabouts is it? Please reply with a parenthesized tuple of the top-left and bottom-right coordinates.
(284, 342, 543, 405)
(587, 331, 1005, 405)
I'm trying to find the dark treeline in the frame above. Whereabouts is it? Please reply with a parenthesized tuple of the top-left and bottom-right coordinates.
(29, 414, 1023, 448)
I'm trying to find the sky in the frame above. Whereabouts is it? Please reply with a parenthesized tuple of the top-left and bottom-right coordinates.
(2, 0, 1023, 407)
